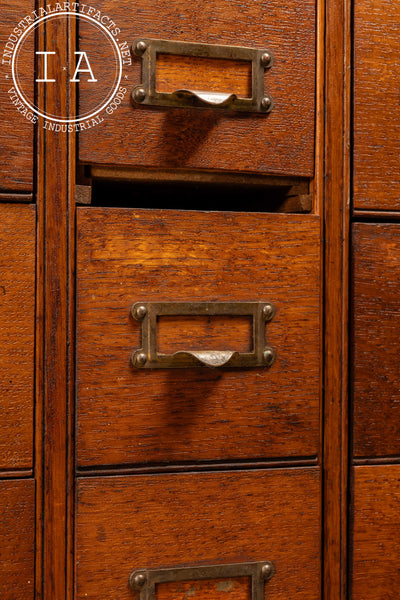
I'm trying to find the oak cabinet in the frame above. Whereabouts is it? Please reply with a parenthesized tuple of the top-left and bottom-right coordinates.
(351, 0, 400, 592)
(2, 0, 400, 597)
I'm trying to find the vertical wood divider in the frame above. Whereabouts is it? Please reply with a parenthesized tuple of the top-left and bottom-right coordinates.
(31, 1, 352, 598)
(323, 0, 351, 596)
(36, 5, 76, 599)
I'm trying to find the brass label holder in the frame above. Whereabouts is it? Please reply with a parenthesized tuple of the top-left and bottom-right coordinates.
(131, 301, 276, 369)
(131, 38, 274, 113)
(129, 561, 275, 600)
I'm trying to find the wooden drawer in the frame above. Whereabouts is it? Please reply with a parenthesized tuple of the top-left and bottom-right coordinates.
(354, 0, 400, 210)
(352, 465, 400, 599)
(352, 223, 400, 458)
(0, 1, 34, 192)
(78, 0, 315, 178)
(76, 209, 321, 468)
(0, 204, 35, 471)
(76, 468, 320, 600)
(0, 479, 35, 599)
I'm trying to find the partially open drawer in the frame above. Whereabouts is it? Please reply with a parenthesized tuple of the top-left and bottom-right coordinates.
(77, 0, 315, 179)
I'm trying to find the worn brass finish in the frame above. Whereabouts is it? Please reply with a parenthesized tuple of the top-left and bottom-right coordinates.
(131, 38, 274, 113)
(260, 562, 275, 581)
(129, 561, 275, 600)
(131, 301, 276, 369)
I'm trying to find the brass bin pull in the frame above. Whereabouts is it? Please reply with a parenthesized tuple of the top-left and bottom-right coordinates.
(131, 38, 274, 113)
(131, 301, 276, 369)
(129, 561, 275, 600)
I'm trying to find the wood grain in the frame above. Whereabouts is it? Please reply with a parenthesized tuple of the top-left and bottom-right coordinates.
(0, 479, 35, 599)
(78, 0, 315, 178)
(354, 0, 400, 210)
(0, 204, 35, 470)
(352, 223, 400, 457)
(75, 469, 320, 600)
(90, 165, 309, 191)
(76, 209, 321, 467)
(35, 6, 77, 599)
(0, 0, 34, 192)
(323, 0, 351, 593)
(157, 315, 252, 354)
(353, 210, 400, 220)
(156, 577, 250, 600)
(0, 193, 33, 203)
(351, 465, 400, 598)
(156, 54, 252, 96)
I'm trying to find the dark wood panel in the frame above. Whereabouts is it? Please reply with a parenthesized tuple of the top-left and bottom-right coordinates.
(34, 10, 77, 599)
(352, 465, 400, 598)
(354, 0, 400, 210)
(322, 0, 351, 593)
(76, 469, 320, 600)
(78, 0, 315, 177)
(0, 1, 34, 192)
(0, 204, 35, 470)
(352, 223, 400, 457)
(0, 479, 35, 599)
(76, 209, 320, 467)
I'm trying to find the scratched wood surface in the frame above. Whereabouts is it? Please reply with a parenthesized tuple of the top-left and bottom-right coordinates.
(0, 1, 34, 192)
(78, 0, 315, 178)
(0, 204, 35, 470)
(76, 209, 321, 467)
(0, 479, 35, 599)
(75, 469, 320, 600)
(352, 223, 400, 457)
(354, 0, 400, 210)
(351, 465, 400, 598)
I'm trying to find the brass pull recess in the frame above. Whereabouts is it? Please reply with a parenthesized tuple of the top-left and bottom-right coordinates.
(131, 301, 276, 369)
(129, 561, 275, 600)
(132, 38, 274, 113)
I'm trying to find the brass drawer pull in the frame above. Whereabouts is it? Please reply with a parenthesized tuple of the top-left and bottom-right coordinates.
(131, 301, 276, 369)
(131, 38, 274, 113)
(129, 561, 275, 600)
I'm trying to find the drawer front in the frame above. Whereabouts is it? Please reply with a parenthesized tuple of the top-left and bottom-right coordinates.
(78, 0, 315, 178)
(0, 479, 35, 599)
(352, 465, 400, 599)
(0, 204, 35, 470)
(76, 469, 320, 600)
(0, 1, 34, 192)
(76, 209, 321, 467)
(354, 0, 400, 210)
(352, 223, 400, 458)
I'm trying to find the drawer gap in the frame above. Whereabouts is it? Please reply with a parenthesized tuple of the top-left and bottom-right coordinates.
(89, 178, 311, 213)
